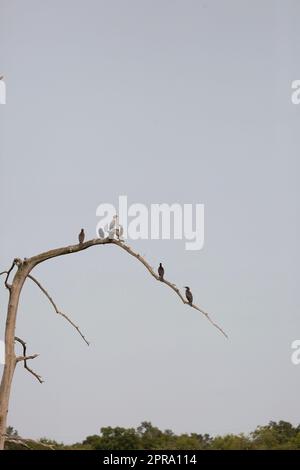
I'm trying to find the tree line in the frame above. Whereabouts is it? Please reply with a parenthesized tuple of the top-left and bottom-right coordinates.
(5, 420, 300, 450)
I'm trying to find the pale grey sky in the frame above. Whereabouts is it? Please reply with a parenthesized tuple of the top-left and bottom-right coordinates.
(0, 0, 299, 443)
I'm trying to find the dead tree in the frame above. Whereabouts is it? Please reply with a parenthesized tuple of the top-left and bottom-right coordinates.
(0, 237, 227, 450)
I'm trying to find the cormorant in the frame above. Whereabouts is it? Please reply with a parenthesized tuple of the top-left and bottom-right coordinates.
(158, 263, 164, 280)
(98, 227, 105, 239)
(185, 286, 193, 305)
(78, 228, 85, 244)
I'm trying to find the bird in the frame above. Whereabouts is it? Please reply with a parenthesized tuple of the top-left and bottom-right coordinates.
(98, 227, 105, 239)
(0, 76, 3, 81)
(116, 224, 123, 240)
(108, 228, 116, 239)
(158, 263, 164, 280)
(185, 286, 193, 305)
(78, 228, 85, 244)
(109, 215, 118, 231)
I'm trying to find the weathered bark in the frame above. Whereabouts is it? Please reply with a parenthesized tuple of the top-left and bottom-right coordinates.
(0, 237, 227, 450)
(0, 262, 31, 449)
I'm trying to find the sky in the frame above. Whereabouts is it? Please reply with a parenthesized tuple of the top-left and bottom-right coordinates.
(0, 0, 299, 444)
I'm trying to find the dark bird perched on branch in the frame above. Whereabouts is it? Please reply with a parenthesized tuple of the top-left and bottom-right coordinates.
(78, 228, 85, 244)
(158, 263, 164, 280)
(185, 286, 193, 305)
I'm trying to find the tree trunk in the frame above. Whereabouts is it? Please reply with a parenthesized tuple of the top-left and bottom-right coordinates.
(0, 264, 29, 450)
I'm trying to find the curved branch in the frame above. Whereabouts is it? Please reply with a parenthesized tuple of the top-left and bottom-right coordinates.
(29, 237, 111, 266)
(5, 435, 55, 450)
(16, 354, 39, 362)
(25, 237, 227, 338)
(27, 275, 90, 346)
(5, 437, 30, 449)
(14, 337, 43, 384)
(3, 260, 16, 290)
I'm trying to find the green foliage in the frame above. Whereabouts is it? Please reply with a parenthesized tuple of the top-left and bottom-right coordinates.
(84, 427, 141, 450)
(251, 420, 300, 450)
(5, 420, 300, 450)
(211, 434, 253, 450)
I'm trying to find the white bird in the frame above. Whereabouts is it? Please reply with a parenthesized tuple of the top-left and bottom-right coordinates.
(109, 215, 118, 231)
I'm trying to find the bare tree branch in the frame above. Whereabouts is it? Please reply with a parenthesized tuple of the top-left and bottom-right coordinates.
(5, 437, 31, 449)
(16, 354, 39, 362)
(29, 237, 111, 266)
(26, 274, 90, 346)
(27, 237, 227, 337)
(14, 337, 43, 384)
(5, 435, 55, 450)
(23, 366, 43, 384)
(0, 258, 23, 290)
(109, 240, 228, 338)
